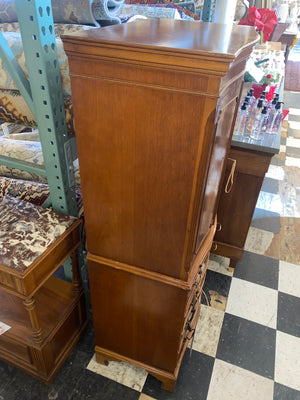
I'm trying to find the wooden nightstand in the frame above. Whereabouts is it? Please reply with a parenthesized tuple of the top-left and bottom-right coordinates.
(0, 196, 87, 384)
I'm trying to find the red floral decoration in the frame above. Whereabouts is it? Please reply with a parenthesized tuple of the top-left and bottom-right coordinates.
(238, 7, 278, 42)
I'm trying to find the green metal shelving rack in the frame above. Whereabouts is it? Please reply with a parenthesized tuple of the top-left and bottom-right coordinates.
(0, 0, 81, 279)
(0, 0, 78, 217)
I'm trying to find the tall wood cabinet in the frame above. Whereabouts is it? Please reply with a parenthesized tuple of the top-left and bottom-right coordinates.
(62, 20, 258, 391)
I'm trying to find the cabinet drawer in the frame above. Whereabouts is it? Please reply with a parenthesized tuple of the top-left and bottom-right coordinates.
(0, 334, 33, 365)
(178, 301, 202, 356)
(184, 261, 207, 317)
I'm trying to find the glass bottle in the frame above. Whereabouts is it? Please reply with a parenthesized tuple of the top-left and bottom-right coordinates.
(260, 92, 268, 107)
(245, 98, 263, 135)
(250, 106, 268, 140)
(247, 88, 257, 107)
(269, 102, 283, 134)
(235, 102, 249, 137)
(266, 97, 278, 131)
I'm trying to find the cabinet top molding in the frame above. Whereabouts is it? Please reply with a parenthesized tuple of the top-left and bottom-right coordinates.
(62, 19, 259, 73)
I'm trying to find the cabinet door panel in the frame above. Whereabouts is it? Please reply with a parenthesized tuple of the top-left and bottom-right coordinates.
(194, 84, 240, 254)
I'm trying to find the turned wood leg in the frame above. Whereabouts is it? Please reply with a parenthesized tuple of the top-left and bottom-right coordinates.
(95, 352, 110, 366)
(23, 297, 43, 343)
(160, 377, 176, 392)
(71, 249, 82, 293)
(228, 258, 238, 272)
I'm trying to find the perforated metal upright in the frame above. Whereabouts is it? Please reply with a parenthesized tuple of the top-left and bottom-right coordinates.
(202, 0, 214, 21)
(14, 0, 78, 217)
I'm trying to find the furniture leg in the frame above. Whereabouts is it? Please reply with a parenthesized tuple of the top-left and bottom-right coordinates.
(71, 250, 81, 293)
(229, 258, 238, 272)
(161, 378, 176, 392)
(23, 297, 43, 343)
(95, 352, 110, 366)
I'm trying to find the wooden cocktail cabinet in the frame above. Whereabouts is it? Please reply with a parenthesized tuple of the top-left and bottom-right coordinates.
(62, 20, 258, 390)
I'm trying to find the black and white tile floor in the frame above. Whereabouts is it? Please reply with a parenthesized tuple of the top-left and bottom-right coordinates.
(1, 72, 300, 400)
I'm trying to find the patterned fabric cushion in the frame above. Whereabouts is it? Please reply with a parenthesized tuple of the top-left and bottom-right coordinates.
(92, 0, 124, 23)
(0, 196, 76, 272)
(125, 0, 174, 4)
(168, 2, 200, 20)
(0, 136, 81, 185)
(0, 88, 36, 128)
(119, 4, 180, 19)
(51, 0, 98, 25)
(0, 176, 84, 216)
(0, 88, 75, 135)
(0, 165, 46, 183)
(0, 0, 98, 25)
(0, 176, 50, 206)
(177, 1, 196, 14)
(0, 0, 125, 25)
(0, 24, 97, 132)
(124, 0, 200, 20)
(0, 31, 71, 96)
(0, 136, 47, 183)
(0, 0, 16, 23)
(0, 22, 96, 36)
(6, 131, 40, 142)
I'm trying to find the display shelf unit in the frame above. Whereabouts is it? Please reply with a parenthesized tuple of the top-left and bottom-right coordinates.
(212, 77, 283, 269)
(0, 197, 87, 384)
(0, 277, 86, 384)
(212, 141, 280, 269)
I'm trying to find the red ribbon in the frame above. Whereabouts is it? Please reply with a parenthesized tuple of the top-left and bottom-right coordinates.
(238, 7, 278, 42)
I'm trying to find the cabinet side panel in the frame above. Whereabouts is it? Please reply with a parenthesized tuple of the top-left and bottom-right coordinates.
(195, 80, 241, 252)
(88, 260, 187, 372)
(71, 76, 209, 277)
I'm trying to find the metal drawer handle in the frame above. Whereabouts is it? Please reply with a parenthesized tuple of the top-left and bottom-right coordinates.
(216, 222, 222, 231)
(186, 328, 196, 340)
(212, 242, 218, 251)
(187, 305, 197, 324)
(225, 158, 236, 194)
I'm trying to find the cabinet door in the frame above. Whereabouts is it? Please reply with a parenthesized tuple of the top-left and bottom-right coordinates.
(194, 84, 240, 255)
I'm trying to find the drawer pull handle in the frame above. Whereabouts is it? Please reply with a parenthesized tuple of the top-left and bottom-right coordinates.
(216, 222, 222, 231)
(225, 158, 236, 194)
(212, 242, 218, 251)
(188, 309, 196, 324)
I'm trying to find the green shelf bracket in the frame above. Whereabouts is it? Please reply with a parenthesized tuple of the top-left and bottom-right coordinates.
(202, 0, 214, 21)
(0, 154, 47, 176)
(0, 32, 35, 116)
(14, 0, 78, 217)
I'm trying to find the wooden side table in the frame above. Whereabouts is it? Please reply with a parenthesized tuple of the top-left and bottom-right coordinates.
(212, 132, 281, 269)
(0, 196, 87, 384)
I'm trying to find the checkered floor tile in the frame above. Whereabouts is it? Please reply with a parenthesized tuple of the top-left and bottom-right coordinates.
(1, 54, 300, 400)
